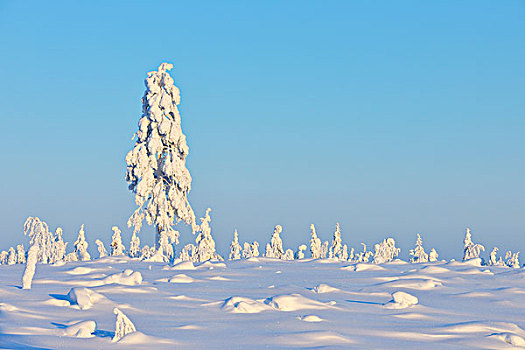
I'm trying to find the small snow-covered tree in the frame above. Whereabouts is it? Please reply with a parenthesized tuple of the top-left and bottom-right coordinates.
(505, 251, 520, 269)
(129, 231, 141, 258)
(126, 63, 197, 248)
(329, 223, 345, 259)
(429, 248, 439, 262)
(7, 247, 16, 265)
(265, 225, 284, 259)
(17, 245, 26, 264)
(320, 241, 329, 259)
(73, 225, 91, 261)
(194, 208, 222, 262)
(349, 247, 355, 261)
(242, 241, 259, 259)
(341, 245, 349, 260)
(0, 251, 7, 264)
(283, 249, 294, 260)
(463, 228, 485, 261)
(50, 228, 67, 264)
(309, 224, 322, 259)
(140, 245, 155, 260)
(22, 245, 39, 289)
(111, 226, 126, 256)
(95, 240, 108, 259)
(179, 243, 196, 261)
(112, 307, 136, 342)
(295, 244, 307, 259)
(24, 217, 53, 264)
(229, 229, 242, 260)
(409, 234, 428, 263)
(373, 238, 400, 264)
(488, 247, 499, 266)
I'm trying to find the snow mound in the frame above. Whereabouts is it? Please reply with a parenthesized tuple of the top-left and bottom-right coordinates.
(299, 315, 324, 322)
(494, 333, 525, 347)
(62, 320, 96, 338)
(354, 263, 386, 272)
(169, 261, 195, 270)
(101, 270, 143, 286)
(117, 331, 175, 345)
(265, 294, 332, 311)
(420, 265, 450, 274)
(221, 297, 272, 314)
(379, 278, 441, 290)
(385, 291, 419, 309)
(65, 267, 103, 275)
(208, 276, 230, 281)
(312, 284, 340, 293)
(168, 274, 194, 283)
(66, 288, 107, 310)
(448, 258, 482, 267)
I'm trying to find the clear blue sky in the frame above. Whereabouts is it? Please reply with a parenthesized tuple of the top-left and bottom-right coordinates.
(0, 1, 524, 259)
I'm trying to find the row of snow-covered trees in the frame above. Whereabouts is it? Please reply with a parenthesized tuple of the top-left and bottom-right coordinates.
(0, 216, 520, 269)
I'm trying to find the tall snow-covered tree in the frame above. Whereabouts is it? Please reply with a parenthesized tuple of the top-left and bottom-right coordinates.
(309, 224, 322, 259)
(126, 63, 196, 247)
(229, 229, 242, 260)
(463, 228, 485, 261)
(409, 234, 428, 263)
(111, 226, 126, 256)
(320, 241, 329, 259)
(195, 208, 222, 262)
(265, 225, 284, 259)
(24, 217, 53, 264)
(129, 231, 141, 258)
(329, 223, 344, 259)
(16, 244, 26, 264)
(73, 224, 91, 261)
(22, 245, 39, 290)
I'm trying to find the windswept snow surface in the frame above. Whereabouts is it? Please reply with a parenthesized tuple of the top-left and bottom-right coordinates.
(1, 257, 525, 349)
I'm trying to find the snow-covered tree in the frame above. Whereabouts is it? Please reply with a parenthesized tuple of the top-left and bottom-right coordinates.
(16, 245, 26, 264)
(7, 247, 16, 265)
(283, 249, 294, 260)
(95, 240, 108, 259)
(320, 241, 329, 259)
(125, 63, 196, 248)
(50, 228, 67, 264)
(463, 228, 485, 261)
(242, 241, 259, 259)
(295, 244, 307, 259)
(112, 307, 137, 342)
(129, 231, 141, 258)
(329, 223, 345, 259)
(73, 225, 91, 261)
(179, 243, 196, 261)
(64, 252, 78, 263)
(349, 247, 355, 261)
(139, 245, 155, 260)
(505, 251, 520, 268)
(0, 251, 7, 264)
(488, 247, 499, 266)
(309, 224, 322, 259)
(341, 245, 349, 260)
(24, 217, 53, 264)
(429, 248, 439, 262)
(22, 245, 39, 290)
(228, 229, 242, 260)
(409, 234, 428, 263)
(111, 226, 126, 256)
(195, 208, 222, 262)
(373, 238, 400, 264)
(265, 225, 284, 259)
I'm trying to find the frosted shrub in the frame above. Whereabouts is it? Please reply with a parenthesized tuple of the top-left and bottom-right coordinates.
(95, 240, 108, 259)
(505, 251, 520, 269)
(309, 224, 322, 259)
(17, 245, 26, 264)
(373, 238, 400, 264)
(229, 229, 242, 260)
(73, 225, 90, 261)
(283, 249, 294, 261)
(156, 231, 176, 262)
(129, 231, 141, 258)
(0, 251, 7, 264)
(195, 208, 222, 262)
(139, 245, 155, 260)
(126, 63, 196, 247)
(65, 252, 78, 263)
(22, 245, 39, 289)
(112, 307, 136, 342)
(24, 217, 53, 264)
(341, 245, 349, 260)
(463, 228, 485, 261)
(320, 241, 329, 259)
(349, 247, 355, 261)
(180, 244, 196, 262)
(488, 247, 499, 266)
(242, 242, 259, 259)
(329, 223, 345, 259)
(111, 226, 126, 256)
(428, 248, 439, 262)
(295, 245, 307, 259)
(265, 225, 284, 259)
(7, 247, 16, 265)
(50, 228, 67, 264)
(409, 234, 428, 263)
